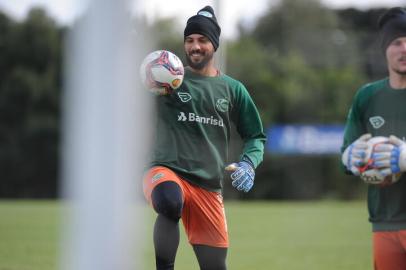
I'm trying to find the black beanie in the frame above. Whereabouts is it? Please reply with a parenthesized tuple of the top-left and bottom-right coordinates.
(378, 7, 406, 53)
(184, 6, 221, 51)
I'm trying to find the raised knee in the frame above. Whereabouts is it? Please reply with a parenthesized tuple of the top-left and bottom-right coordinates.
(151, 181, 183, 221)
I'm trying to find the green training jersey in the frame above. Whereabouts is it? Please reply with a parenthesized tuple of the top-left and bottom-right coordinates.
(342, 78, 406, 231)
(150, 68, 266, 192)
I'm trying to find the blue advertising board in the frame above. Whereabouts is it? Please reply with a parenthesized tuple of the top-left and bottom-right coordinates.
(266, 124, 345, 155)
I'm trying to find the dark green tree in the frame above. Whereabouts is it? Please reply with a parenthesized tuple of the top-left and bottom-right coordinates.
(0, 8, 62, 197)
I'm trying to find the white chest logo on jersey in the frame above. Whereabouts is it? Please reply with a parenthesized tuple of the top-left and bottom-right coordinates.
(178, 112, 187, 121)
(177, 112, 224, 127)
(177, 92, 192, 102)
(216, 99, 229, 112)
(369, 116, 385, 129)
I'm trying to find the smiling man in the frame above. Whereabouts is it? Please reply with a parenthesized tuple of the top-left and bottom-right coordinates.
(142, 5, 266, 270)
(340, 7, 406, 270)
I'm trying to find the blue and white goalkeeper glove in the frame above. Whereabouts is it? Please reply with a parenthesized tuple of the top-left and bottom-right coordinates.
(226, 158, 255, 193)
(342, 133, 372, 175)
(371, 135, 406, 177)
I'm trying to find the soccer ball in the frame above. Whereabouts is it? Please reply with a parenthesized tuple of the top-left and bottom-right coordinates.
(359, 136, 402, 186)
(139, 50, 184, 95)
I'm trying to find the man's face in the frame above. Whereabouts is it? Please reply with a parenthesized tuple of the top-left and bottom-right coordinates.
(386, 36, 406, 75)
(184, 34, 215, 70)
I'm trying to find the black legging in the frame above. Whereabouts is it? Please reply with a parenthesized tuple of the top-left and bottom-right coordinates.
(151, 181, 227, 270)
(193, 244, 227, 270)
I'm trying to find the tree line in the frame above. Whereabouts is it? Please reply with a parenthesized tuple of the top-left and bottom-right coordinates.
(0, 0, 394, 198)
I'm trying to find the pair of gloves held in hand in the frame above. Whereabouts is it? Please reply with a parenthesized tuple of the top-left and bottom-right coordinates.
(233, 134, 406, 192)
(342, 133, 406, 177)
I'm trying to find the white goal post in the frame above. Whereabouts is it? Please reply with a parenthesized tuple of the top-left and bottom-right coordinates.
(60, 0, 150, 269)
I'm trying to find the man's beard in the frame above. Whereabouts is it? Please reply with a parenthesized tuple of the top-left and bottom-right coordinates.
(394, 69, 406, 76)
(185, 50, 214, 70)
(393, 56, 406, 75)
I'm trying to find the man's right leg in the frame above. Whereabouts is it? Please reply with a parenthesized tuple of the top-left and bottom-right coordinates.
(373, 231, 406, 270)
(151, 181, 184, 270)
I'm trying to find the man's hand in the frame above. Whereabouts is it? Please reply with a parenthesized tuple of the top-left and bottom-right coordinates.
(371, 135, 406, 177)
(342, 133, 372, 175)
(225, 161, 255, 192)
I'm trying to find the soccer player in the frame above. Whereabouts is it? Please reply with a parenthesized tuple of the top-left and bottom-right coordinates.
(341, 7, 406, 270)
(142, 6, 266, 270)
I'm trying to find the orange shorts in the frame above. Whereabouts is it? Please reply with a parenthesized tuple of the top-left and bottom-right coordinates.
(373, 230, 406, 270)
(143, 166, 229, 248)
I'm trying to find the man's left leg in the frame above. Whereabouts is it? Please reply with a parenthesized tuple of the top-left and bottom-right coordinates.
(193, 244, 227, 270)
(180, 183, 229, 270)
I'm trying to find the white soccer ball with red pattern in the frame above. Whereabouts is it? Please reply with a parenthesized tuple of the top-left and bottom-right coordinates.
(140, 50, 184, 95)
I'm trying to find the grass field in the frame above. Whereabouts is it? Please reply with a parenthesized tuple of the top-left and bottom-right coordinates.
(0, 200, 372, 270)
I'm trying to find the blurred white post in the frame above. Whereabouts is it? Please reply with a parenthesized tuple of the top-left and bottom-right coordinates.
(60, 0, 149, 269)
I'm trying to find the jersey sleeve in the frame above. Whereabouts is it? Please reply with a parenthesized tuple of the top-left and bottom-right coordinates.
(341, 86, 369, 153)
(340, 86, 370, 174)
(231, 82, 266, 169)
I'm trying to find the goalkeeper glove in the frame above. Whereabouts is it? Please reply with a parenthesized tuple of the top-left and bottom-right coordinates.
(226, 158, 255, 193)
(371, 135, 406, 177)
(342, 133, 372, 175)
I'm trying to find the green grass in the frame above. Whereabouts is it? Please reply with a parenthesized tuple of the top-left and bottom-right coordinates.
(226, 201, 371, 270)
(0, 201, 60, 270)
(0, 200, 372, 270)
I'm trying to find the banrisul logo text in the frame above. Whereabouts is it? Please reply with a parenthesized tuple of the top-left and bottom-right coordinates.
(178, 112, 224, 127)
